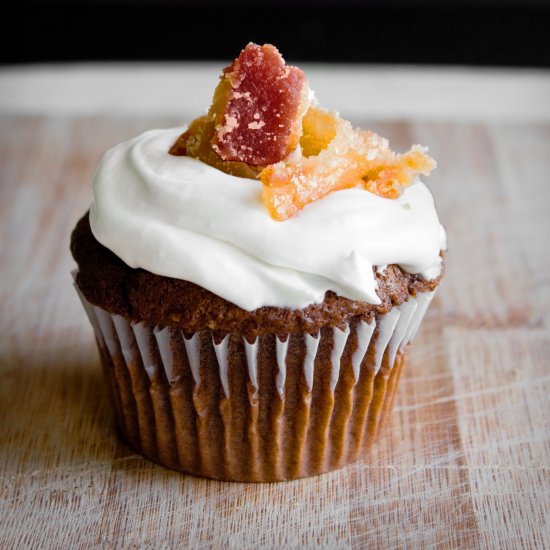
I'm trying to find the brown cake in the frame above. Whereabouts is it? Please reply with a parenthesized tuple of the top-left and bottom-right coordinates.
(71, 43, 446, 481)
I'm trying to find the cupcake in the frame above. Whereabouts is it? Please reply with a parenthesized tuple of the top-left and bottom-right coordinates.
(71, 43, 446, 482)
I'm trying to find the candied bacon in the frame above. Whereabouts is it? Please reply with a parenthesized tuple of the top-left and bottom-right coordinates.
(209, 43, 309, 166)
(169, 42, 437, 221)
(169, 115, 261, 179)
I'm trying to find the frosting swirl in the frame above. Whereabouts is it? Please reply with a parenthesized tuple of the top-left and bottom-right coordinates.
(90, 127, 446, 311)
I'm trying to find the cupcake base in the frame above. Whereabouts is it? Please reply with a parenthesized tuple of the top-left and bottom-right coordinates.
(75, 281, 434, 482)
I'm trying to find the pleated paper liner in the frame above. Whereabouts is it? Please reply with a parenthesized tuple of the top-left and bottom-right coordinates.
(74, 273, 435, 482)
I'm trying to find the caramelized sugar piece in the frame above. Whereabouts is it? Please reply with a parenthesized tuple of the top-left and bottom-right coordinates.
(209, 43, 309, 166)
(261, 117, 367, 220)
(300, 107, 338, 157)
(360, 138, 436, 199)
(261, 117, 436, 221)
(169, 115, 261, 179)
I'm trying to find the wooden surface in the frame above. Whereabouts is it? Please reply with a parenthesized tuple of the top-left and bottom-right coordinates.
(1, 67, 550, 549)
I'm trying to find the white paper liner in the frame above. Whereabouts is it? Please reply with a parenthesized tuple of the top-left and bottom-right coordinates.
(93, 306, 118, 357)
(154, 326, 176, 383)
(404, 290, 435, 344)
(387, 299, 418, 368)
(73, 269, 439, 481)
(352, 320, 376, 385)
(112, 314, 135, 366)
(184, 332, 201, 385)
(304, 333, 320, 392)
(244, 338, 259, 391)
(275, 336, 289, 397)
(132, 322, 156, 380)
(73, 273, 436, 396)
(374, 308, 401, 375)
(213, 334, 230, 398)
(330, 325, 351, 391)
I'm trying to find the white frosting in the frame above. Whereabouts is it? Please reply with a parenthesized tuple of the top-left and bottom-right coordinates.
(90, 127, 446, 311)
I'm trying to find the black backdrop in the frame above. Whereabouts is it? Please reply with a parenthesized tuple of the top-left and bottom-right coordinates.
(3, 0, 550, 66)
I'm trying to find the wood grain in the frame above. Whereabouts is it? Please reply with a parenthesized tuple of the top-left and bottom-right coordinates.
(1, 115, 549, 549)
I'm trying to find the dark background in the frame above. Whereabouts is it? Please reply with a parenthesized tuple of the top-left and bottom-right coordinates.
(3, 0, 550, 67)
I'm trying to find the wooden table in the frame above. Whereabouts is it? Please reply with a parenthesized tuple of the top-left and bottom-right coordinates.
(1, 64, 549, 549)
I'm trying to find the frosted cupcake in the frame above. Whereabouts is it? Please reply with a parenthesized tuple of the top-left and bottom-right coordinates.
(71, 43, 446, 481)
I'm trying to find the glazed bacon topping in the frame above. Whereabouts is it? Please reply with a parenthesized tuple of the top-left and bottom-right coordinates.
(209, 43, 309, 166)
(170, 43, 436, 221)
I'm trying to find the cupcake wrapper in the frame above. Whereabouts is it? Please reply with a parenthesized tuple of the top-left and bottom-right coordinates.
(73, 273, 435, 482)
